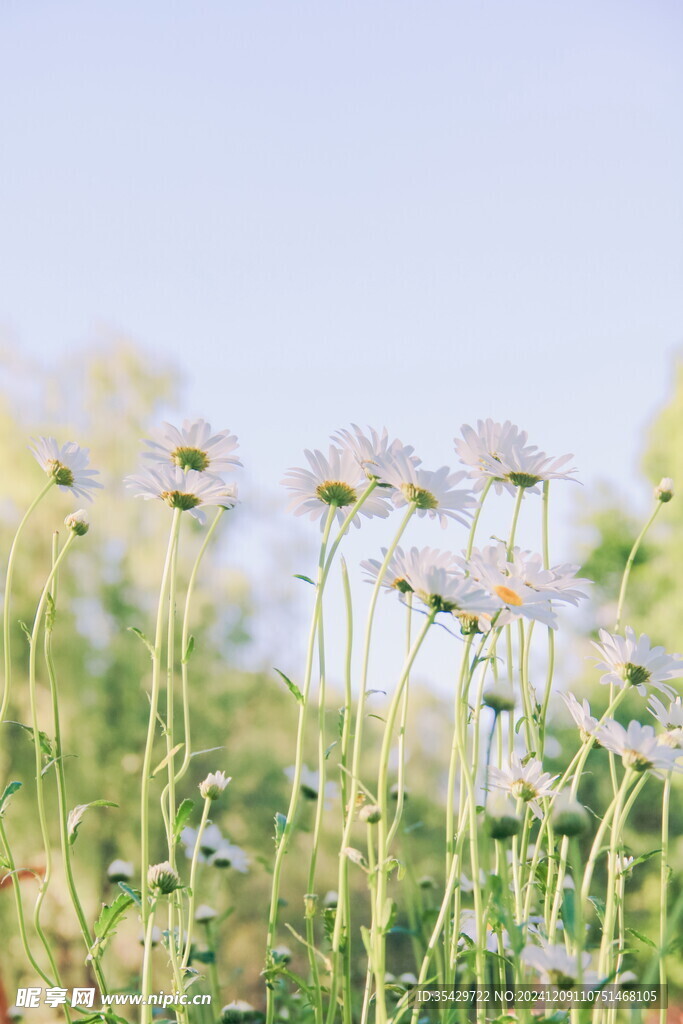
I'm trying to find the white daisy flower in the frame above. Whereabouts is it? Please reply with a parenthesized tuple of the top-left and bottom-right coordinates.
(488, 756, 558, 818)
(180, 823, 224, 863)
(195, 903, 218, 922)
(461, 544, 561, 628)
(125, 465, 236, 524)
(655, 477, 674, 503)
(29, 437, 103, 501)
(592, 628, 683, 699)
(281, 446, 392, 528)
(597, 720, 683, 776)
(360, 546, 462, 598)
(521, 941, 594, 985)
(616, 854, 635, 876)
(508, 549, 591, 606)
(458, 910, 504, 953)
(560, 692, 600, 744)
(372, 448, 476, 528)
(404, 559, 498, 619)
(107, 859, 134, 882)
(479, 445, 578, 493)
(454, 420, 533, 495)
(142, 419, 241, 474)
(199, 771, 232, 800)
(649, 696, 683, 748)
(209, 841, 250, 873)
(331, 424, 417, 482)
(64, 509, 90, 536)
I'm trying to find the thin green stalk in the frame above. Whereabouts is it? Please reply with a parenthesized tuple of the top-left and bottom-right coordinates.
(140, 508, 182, 1022)
(1, 478, 54, 723)
(466, 478, 493, 559)
(331, 503, 417, 958)
(658, 775, 671, 1024)
(182, 796, 212, 969)
(506, 486, 524, 560)
(614, 503, 662, 632)
(204, 919, 222, 1009)
(28, 530, 77, 988)
(44, 532, 109, 998)
(598, 770, 634, 979)
(387, 593, 413, 848)
(0, 817, 55, 986)
(141, 897, 160, 1013)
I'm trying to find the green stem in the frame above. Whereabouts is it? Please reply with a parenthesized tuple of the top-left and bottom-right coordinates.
(182, 796, 212, 969)
(659, 775, 671, 1024)
(614, 503, 662, 632)
(506, 486, 525, 560)
(0, 817, 55, 986)
(466, 478, 493, 559)
(1, 478, 55, 723)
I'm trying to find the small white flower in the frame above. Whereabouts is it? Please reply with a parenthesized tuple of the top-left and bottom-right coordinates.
(655, 477, 674, 502)
(592, 628, 683, 699)
(283, 764, 337, 802)
(199, 771, 232, 800)
(64, 508, 89, 535)
(331, 425, 417, 481)
(649, 696, 683, 747)
(372, 448, 476, 528)
(458, 910, 505, 953)
(282, 446, 392, 528)
(381, 547, 498, 617)
(138, 925, 162, 946)
(597, 719, 683, 776)
(107, 859, 134, 882)
(125, 465, 236, 523)
(560, 692, 600, 744)
(220, 1001, 257, 1023)
(616, 854, 635, 876)
(210, 841, 250, 873)
(180, 823, 224, 863)
(195, 903, 218, 922)
(521, 941, 594, 985)
(143, 419, 241, 475)
(483, 681, 516, 713)
(480, 444, 578, 493)
(454, 420, 533, 495)
(551, 792, 589, 837)
(30, 437, 103, 501)
(489, 756, 558, 818)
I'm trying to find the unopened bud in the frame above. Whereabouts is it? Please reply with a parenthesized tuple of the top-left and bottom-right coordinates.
(359, 803, 382, 824)
(147, 860, 181, 895)
(483, 682, 515, 713)
(655, 477, 674, 503)
(552, 793, 589, 837)
(486, 794, 522, 840)
(64, 509, 89, 536)
(304, 892, 318, 918)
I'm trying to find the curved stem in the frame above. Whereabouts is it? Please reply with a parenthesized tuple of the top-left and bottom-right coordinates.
(659, 775, 671, 1024)
(614, 503, 662, 632)
(466, 478, 493, 559)
(1, 479, 55, 723)
(181, 796, 212, 969)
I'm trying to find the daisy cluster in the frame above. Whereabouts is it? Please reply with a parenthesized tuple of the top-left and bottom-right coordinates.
(125, 419, 241, 524)
(283, 422, 588, 631)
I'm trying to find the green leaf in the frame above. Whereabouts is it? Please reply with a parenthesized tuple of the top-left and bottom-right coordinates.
(561, 886, 576, 942)
(118, 882, 142, 907)
(0, 781, 21, 817)
(274, 668, 304, 705)
(274, 812, 287, 847)
(128, 626, 155, 657)
(90, 891, 134, 959)
(293, 574, 315, 585)
(68, 800, 118, 845)
(152, 743, 184, 777)
(588, 895, 605, 925)
(18, 620, 32, 643)
(324, 741, 337, 760)
(173, 799, 195, 841)
(45, 593, 57, 632)
(182, 635, 195, 663)
(626, 927, 657, 949)
(9, 722, 56, 762)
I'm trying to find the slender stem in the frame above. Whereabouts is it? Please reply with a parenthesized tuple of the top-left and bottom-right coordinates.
(182, 796, 212, 969)
(598, 770, 634, 979)
(387, 593, 413, 848)
(1, 479, 55, 723)
(305, 602, 327, 1024)
(0, 817, 55, 986)
(44, 532, 109, 997)
(204, 920, 221, 1008)
(140, 508, 182, 1021)
(659, 775, 671, 1024)
(506, 486, 525, 559)
(141, 898, 159, 1012)
(331, 503, 417, 957)
(29, 531, 77, 987)
(614, 503, 662, 632)
(466, 478, 493, 559)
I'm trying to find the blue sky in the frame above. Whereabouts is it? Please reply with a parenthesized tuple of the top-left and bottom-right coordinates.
(1, 1, 682, 679)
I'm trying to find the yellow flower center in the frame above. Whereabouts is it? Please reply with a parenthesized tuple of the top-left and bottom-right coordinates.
(494, 585, 523, 607)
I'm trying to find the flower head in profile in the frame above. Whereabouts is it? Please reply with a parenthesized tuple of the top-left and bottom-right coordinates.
(360, 545, 461, 597)
(592, 628, 683, 699)
(199, 771, 232, 801)
(488, 755, 558, 818)
(209, 841, 250, 872)
(597, 719, 683, 776)
(399, 548, 499, 617)
(148, 861, 181, 895)
(560, 692, 600, 744)
(64, 509, 89, 536)
(331, 425, 416, 482)
(649, 696, 683, 748)
(125, 465, 236, 523)
(107, 859, 134, 883)
(655, 477, 674, 503)
(30, 437, 103, 501)
(282, 446, 392, 528)
(522, 941, 594, 986)
(477, 440, 578, 494)
(180, 823, 224, 863)
(454, 420, 533, 495)
(143, 419, 241, 474)
(284, 764, 337, 803)
(372, 448, 475, 528)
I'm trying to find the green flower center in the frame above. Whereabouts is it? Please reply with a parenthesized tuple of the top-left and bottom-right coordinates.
(315, 480, 357, 506)
(623, 749, 653, 772)
(512, 779, 538, 802)
(392, 577, 413, 594)
(401, 483, 438, 510)
(621, 662, 651, 688)
(160, 490, 202, 511)
(458, 613, 482, 636)
(171, 446, 210, 471)
(508, 471, 541, 489)
(548, 970, 575, 988)
(47, 459, 75, 487)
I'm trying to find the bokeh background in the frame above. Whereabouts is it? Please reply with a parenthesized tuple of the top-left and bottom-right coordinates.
(1, 1, 682, 1018)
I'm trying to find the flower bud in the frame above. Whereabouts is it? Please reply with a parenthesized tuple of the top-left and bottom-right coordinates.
(359, 803, 382, 824)
(552, 793, 589, 837)
(304, 892, 318, 918)
(323, 890, 339, 908)
(486, 794, 522, 840)
(273, 944, 292, 964)
(64, 509, 89, 536)
(483, 682, 515, 713)
(147, 860, 181, 895)
(107, 859, 134, 883)
(220, 1001, 259, 1023)
(655, 477, 674, 503)
(199, 770, 231, 800)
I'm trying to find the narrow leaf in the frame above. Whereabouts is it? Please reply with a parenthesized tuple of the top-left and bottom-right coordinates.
(274, 668, 304, 705)
(0, 781, 21, 817)
(152, 743, 184, 777)
(293, 574, 315, 585)
(118, 882, 142, 907)
(182, 635, 195, 663)
(128, 626, 155, 657)
(173, 799, 195, 841)
(68, 801, 118, 845)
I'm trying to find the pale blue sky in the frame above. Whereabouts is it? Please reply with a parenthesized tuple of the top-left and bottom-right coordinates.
(1, 1, 682, 679)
